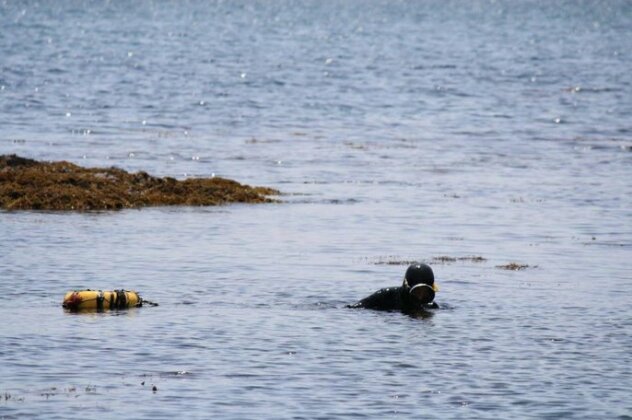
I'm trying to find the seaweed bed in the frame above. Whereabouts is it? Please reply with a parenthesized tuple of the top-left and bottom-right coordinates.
(496, 263, 532, 271)
(371, 255, 487, 265)
(369, 256, 535, 271)
(0, 154, 279, 211)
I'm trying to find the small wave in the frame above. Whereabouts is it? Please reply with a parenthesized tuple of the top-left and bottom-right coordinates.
(564, 86, 620, 94)
(412, 64, 457, 70)
(582, 241, 630, 247)
(160, 370, 194, 377)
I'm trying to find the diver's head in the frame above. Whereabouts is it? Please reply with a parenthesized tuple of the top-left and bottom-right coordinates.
(403, 263, 438, 304)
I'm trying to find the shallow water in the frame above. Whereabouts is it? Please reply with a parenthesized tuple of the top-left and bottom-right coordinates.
(1, 1, 631, 418)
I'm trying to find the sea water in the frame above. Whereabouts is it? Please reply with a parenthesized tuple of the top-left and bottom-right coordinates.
(1, 1, 631, 418)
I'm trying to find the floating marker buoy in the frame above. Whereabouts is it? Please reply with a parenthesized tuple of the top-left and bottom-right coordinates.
(62, 289, 155, 312)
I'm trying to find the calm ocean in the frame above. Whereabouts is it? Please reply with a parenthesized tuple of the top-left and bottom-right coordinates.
(1, 1, 631, 418)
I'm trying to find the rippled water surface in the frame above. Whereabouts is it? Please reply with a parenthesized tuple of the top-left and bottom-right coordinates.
(1, 1, 631, 418)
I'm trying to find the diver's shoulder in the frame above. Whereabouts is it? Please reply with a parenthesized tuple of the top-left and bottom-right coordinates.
(375, 286, 401, 294)
(347, 286, 402, 309)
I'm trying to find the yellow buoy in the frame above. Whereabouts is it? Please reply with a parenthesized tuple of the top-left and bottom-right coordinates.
(62, 289, 142, 312)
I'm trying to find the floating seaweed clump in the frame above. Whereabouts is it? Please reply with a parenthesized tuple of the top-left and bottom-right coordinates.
(496, 263, 531, 271)
(370, 255, 487, 265)
(371, 256, 418, 265)
(432, 256, 487, 263)
(0, 154, 279, 211)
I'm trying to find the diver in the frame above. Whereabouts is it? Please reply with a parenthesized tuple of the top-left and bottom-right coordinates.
(347, 262, 439, 312)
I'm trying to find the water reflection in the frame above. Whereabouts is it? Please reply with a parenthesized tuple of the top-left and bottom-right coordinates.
(403, 308, 436, 320)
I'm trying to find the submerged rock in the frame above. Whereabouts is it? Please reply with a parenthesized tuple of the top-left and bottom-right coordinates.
(0, 154, 279, 211)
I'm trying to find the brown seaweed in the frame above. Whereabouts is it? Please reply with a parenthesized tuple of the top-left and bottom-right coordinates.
(496, 263, 531, 271)
(432, 256, 487, 263)
(370, 255, 487, 265)
(0, 154, 279, 211)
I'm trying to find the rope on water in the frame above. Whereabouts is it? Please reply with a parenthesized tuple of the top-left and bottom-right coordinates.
(141, 299, 159, 307)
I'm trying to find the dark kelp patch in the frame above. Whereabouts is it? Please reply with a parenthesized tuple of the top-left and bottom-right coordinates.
(496, 263, 532, 271)
(370, 256, 418, 266)
(368, 255, 487, 265)
(0, 154, 279, 211)
(431, 256, 487, 263)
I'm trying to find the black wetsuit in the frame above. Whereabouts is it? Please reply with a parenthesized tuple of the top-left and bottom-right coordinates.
(348, 286, 438, 311)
